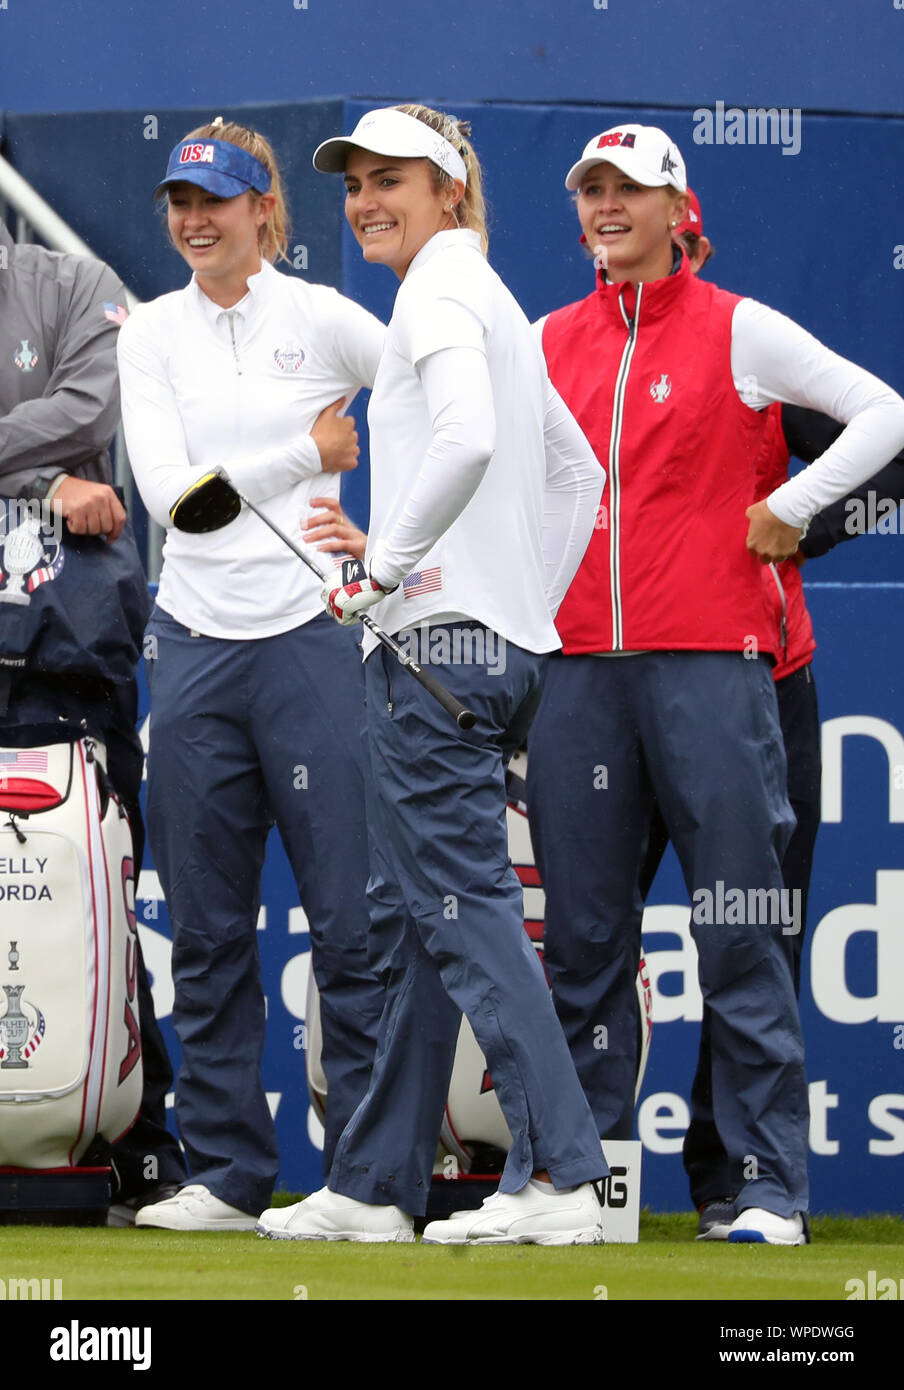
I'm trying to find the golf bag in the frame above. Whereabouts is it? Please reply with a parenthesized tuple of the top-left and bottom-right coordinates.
(305, 751, 653, 1174)
(0, 738, 143, 1214)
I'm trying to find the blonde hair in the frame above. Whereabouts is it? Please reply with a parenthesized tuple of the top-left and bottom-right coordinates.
(178, 117, 290, 263)
(393, 104, 489, 255)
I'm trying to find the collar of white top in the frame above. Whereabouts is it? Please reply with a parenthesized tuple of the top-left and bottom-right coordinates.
(189, 259, 273, 322)
(405, 228, 483, 278)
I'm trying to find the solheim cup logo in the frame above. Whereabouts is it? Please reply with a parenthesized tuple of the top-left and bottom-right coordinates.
(650, 373, 672, 403)
(13, 340, 39, 372)
(0, 943, 45, 1070)
(273, 343, 305, 372)
(0, 986, 30, 1069)
(0, 500, 64, 606)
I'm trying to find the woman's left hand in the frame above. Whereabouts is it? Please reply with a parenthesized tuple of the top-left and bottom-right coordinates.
(321, 570, 388, 626)
(745, 499, 803, 563)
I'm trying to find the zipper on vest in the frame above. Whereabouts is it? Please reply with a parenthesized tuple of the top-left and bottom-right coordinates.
(608, 285, 642, 650)
(768, 561, 788, 662)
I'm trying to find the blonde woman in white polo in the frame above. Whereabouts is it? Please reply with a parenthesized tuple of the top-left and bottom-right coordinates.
(257, 105, 608, 1246)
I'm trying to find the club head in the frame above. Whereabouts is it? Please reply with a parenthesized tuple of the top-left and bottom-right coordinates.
(169, 471, 242, 534)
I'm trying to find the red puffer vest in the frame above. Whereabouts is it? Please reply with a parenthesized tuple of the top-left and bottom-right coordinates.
(755, 402, 817, 682)
(542, 253, 777, 656)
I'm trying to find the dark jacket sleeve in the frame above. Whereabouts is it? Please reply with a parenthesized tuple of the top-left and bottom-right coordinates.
(0, 258, 124, 489)
(781, 405, 904, 559)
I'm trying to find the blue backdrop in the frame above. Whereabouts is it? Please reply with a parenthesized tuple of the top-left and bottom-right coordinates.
(0, 0, 902, 117)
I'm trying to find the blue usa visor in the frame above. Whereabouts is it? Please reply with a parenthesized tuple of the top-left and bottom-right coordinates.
(153, 139, 272, 200)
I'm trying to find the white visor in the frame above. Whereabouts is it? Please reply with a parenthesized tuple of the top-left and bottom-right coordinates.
(313, 108, 468, 186)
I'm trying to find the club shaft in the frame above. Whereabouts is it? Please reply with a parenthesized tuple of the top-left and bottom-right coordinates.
(232, 485, 477, 730)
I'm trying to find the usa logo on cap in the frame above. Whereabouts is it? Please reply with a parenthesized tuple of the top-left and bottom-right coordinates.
(597, 132, 637, 149)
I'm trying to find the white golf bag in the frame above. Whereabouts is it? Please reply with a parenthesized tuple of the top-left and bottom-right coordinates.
(0, 738, 143, 1177)
(305, 751, 653, 1174)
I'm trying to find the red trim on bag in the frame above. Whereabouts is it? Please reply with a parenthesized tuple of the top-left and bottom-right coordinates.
(69, 744, 102, 1166)
(95, 772, 114, 1135)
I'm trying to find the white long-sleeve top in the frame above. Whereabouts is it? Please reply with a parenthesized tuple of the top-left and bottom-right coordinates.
(366, 229, 603, 655)
(729, 298, 904, 528)
(534, 291, 904, 535)
(117, 260, 384, 638)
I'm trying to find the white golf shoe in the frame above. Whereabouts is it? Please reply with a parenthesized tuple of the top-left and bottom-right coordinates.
(727, 1207, 810, 1245)
(135, 1183, 259, 1232)
(256, 1187, 415, 1243)
(421, 1181, 606, 1246)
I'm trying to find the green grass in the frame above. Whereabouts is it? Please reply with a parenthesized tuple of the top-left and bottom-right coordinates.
(0, 1211, 900, 1301)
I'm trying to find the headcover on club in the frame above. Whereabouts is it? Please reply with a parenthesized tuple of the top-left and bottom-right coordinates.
(169, 470, 242, 533)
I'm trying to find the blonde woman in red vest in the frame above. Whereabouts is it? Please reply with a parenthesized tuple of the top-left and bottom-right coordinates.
(527, 123, 904, 1245)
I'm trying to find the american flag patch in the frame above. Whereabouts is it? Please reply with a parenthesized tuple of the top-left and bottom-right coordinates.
(103, 302, 128, 326)
(0, 750, 49, 771)
(402, 566, 443, 599)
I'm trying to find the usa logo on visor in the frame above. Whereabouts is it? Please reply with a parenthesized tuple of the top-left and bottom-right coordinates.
(179, 144, 216, 165)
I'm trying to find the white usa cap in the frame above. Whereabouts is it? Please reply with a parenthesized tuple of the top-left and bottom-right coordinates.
(313, 107, 468, 186)
(565, 124, 687, 192)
